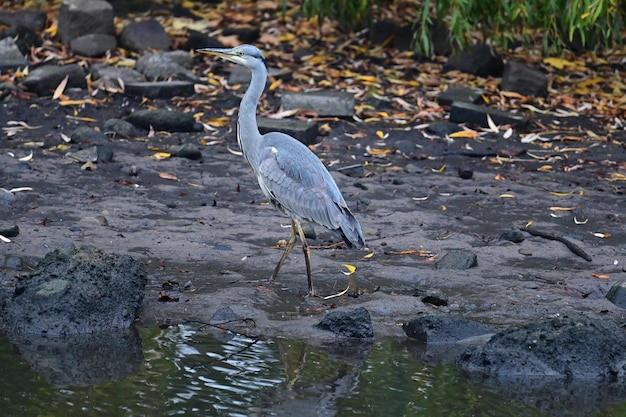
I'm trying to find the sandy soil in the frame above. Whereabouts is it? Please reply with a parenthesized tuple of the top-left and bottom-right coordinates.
(1, 94, 625, 339)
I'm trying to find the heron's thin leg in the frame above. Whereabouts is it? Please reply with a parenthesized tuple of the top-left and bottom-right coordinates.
(269, 219, 297, 282)
(294, 219, 314, 297)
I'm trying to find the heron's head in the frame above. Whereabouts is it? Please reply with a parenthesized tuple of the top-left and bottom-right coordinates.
(197, 44, 267, 69)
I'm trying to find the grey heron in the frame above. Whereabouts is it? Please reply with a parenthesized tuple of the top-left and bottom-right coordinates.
(198, 44, 365, 296)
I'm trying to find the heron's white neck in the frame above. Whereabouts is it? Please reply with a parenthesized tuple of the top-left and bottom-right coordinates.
(237, 61, 267, 166)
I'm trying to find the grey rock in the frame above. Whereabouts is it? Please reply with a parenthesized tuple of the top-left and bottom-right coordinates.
(21, 64, 87, 96)
(0, 188, 16, 203)
(282, 90, 354, 117)
(316, 307, 373, 338)
(209, 307, 241, 325)
(403, 315, 496, 343)
(124, 81, 195, 99)
(119, 18, 170, 52)
(66, 145, 112, 163)
(443, 44, 504, 77)
(425, 121, 461, 137)
(457, 312, 626, 380)
(0, 37, 27, 72)
(457, 166, 473, 179)
(70, 126, 108, 144)
(135, 51, 195, 81)
(57, 0, 114, 44)
(438, 85, 484, 106)
(0, 224, 19, 238)
(125, 109, 199, 132)
(0, 9, 47, 31)
(6, 244, 147, 336)
(500, 228, 525, 243)
(4, 25, 43, 55)
(103, 118, 137, 138)
(606, 281, 626, 309)
(257, 116, 319, 146)
(449, 101, 528, 128)
(70, 33, 117, 57)
(501, 60, 548, 97)
(91, 64, 144, 84)
(436, 248, 477, 270)
(173, 143, 202, 160)
(416, 288, 449, 306)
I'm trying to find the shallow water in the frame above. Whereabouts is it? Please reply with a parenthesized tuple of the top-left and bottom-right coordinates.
(1, 326, 625, 417)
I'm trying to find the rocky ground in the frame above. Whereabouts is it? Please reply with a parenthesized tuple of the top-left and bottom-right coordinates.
(0, 0, 626, 391)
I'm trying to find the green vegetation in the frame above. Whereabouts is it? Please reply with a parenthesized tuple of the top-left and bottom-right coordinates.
(300, 0, 625, 54)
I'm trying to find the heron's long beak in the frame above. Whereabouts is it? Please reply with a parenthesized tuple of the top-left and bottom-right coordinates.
(197, 47, 243, 65)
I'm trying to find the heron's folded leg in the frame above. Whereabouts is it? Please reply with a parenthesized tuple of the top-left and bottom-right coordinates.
(294, 219, 314, 297)
(269, 218, 297, 282)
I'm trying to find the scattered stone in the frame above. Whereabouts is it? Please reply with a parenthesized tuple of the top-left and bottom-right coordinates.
(404, 163, 422, 174)
(70, 126, 108, 145)
(67, 145, 113, 163)
(173, 143, 203, 160)
(293, 46, 314, 63)
(436, 248, 477, 269)
(21, 64, 87, 96)
(6, 244, 147, 336)
(181, 29, 223, 51)
(0, 9, 47, 31)
(425, 121, 462, 137)
(103, 118, 137, 139)
(443, 44, 504, 77)
(257, 117, 319, 146)
(124, 81, 195, 99)
(0, 188, 16, 204)
(501, 60, 548, 97)
(282, 91, 355, 117)
(415, 288, 449, 307)
(119, 18, 171, 52)
(135, 51, 195, 81)
(70, 33, 117, 57)
(222, 26, 260, 43)
(91, 64, 144, 85)
(457, 312, 626, 380)
(316, 307, 373, 338)
(403, 315, 496, 343)
(606, 281, 626, 309)
(57, 0, 115, 44)
(125, 109, 200, 132)
(0, 37, 27, 72)
(438, 85, 484, 106)
(0, 224, 19, 238)
(449, 101, 529, 128)
(4, 25, 43, 55)
(457, 166, 473, 179)
(209, 306, 240, 325)
(500, 228, 525, 243)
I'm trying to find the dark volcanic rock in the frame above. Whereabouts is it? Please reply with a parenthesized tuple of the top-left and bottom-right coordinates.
(501, 60, 548, 97)
(135, 51, 195, 81)
(444, 44, 504, 77)
(21, 64, 87, 96)
(316, 307, 373, 338)
(124, 81, 195, 99)
(436, 248, 477, 269)
(0, 9, 47, 31)
(119, 18, 170, 52)
(403, 315, 496, 343)
(606, 281, 626, 309)
(6, 244, 147, 336)
(57, 0, 115, 44)
(456, 312, 626, 381)
(70, 33, 117, 57)
(125, 109, 200, 132)
(103, 118, 138, 138)
(0, 37, 27, 72)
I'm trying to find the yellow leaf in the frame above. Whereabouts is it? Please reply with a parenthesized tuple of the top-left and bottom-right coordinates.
(543, 57, 575, 70)
(363, 252, 374, 259)
(432, 165, 446, 173)
(449, 130, 479, 138)
(441, 205, 447, 211)
(150, 152, 172, 160)
(341, 264, 356, 275)
(537, 165, 553, 172)
(375, 130, 387, 139)
(525, 220, 533, 227)
(499, 193, 515, 198)
(549, 206, 576, 211)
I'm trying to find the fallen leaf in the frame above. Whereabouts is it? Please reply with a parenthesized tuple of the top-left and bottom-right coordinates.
(591, 273, 610, 279)
(159, 172, 179, 181)
(341, 264, 356, 275)
(52, 75, 69, 100)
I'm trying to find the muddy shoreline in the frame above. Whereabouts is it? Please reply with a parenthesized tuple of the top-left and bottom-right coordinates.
(1, 94, 625, 342)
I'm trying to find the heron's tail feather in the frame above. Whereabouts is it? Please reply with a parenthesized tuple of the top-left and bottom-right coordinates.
(338, 210, 365, 249)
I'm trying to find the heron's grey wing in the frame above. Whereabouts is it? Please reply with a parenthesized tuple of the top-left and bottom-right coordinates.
(256, 138, 344, 229)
